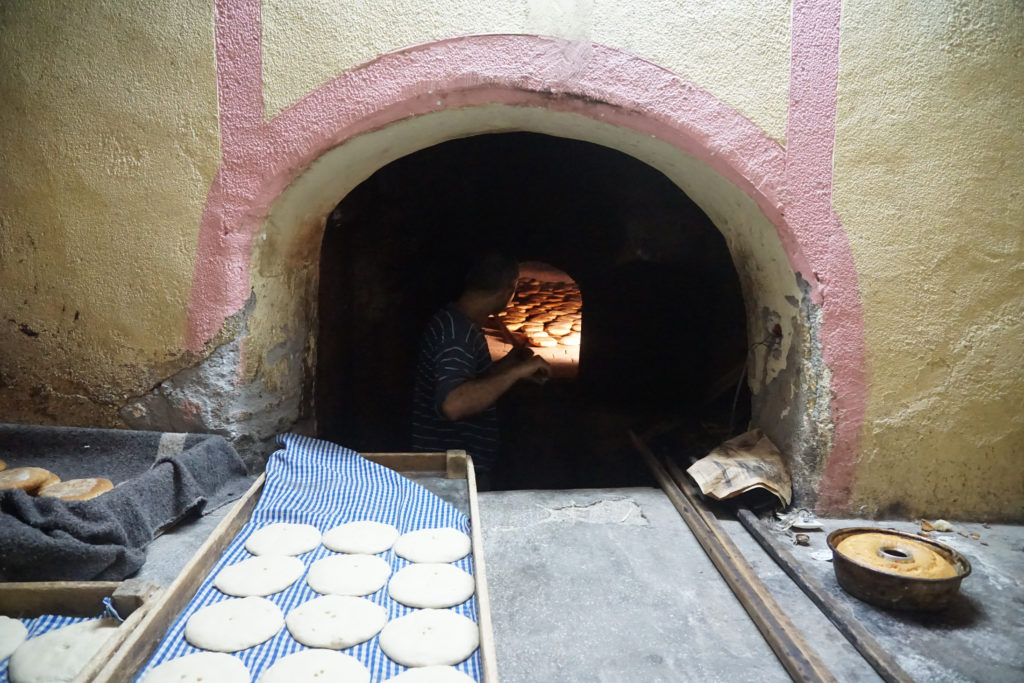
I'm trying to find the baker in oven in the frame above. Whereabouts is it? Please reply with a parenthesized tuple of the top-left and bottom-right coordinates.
(411, 253, 550, 489)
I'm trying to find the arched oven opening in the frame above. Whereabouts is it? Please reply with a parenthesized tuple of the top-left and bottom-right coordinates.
(316, 132, 748, 489)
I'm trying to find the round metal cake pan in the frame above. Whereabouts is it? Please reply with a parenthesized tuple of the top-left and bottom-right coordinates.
(827, 527, 972, 611)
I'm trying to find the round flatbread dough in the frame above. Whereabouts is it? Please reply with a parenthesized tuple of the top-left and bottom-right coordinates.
(285, 595, 386, 649)
(8, 618, 120, 683)
(214, 555, 305, 597)
(394, 528, 472, 564)
(379, 609, 479, 668)
(259, 649, 370, 683)
(245, 523, 321, 556)
(386, 666, 476, 682)
(0, 467, 59, 494)
(184, 597, 283, 652)
(388, 563, 475, 608)
(37, 477, 113, 501)
(0, 615, 28, 661)
(307, 554, 391, 596)
(141, 653, 250, 683)
(322, 520, 399, 555)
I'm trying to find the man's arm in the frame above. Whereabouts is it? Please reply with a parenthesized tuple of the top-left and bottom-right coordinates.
(441, 355, 550, 421)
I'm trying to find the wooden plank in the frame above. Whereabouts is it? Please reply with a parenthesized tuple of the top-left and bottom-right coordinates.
(93, 473, 267, 682)
(631, 432, 837, 683)
(74, 585, 164, 683)
(0, 579, 162, 683)
(735, 508, 914, 683)
(110, 578, 163, 617)
(465, 454, 499, 683)
(445, 449, 468, 480)
(0, 578, 160, 619)
(362, 450, 467, 479)
(364, 452, 448, 473)
(0, 582, 122, 618)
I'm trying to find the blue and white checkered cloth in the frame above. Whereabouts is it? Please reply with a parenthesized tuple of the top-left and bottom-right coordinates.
(135, 433, 480, 682)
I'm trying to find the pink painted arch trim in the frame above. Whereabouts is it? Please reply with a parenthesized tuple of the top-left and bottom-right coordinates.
(190, 0, 865, 513)
(188, 33, 805, 352)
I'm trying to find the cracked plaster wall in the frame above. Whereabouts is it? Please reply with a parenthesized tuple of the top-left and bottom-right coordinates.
(0, 0, 830, 495)
(1, 0, 1020, 520)
(835, 0, 1024, 520)
(251, 104, 827, 498)
(0, 0, 797, 471)
(0, 0, 220, 429)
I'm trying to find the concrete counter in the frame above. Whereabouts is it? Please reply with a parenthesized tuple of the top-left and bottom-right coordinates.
(479, 488, 793, 682)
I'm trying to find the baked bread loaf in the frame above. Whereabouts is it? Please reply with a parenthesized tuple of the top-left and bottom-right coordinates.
(38, 477, 114, 501)
(560, 333, 581, 346)
(0, 467, 60, 494)
(505, 276, 583, 355)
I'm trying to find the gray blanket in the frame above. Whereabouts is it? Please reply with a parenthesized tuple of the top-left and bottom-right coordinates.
(0, 426, 253, 581)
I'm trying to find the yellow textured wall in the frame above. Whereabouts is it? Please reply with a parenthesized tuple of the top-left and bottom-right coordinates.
(261, 0, 791, 141)
(0, 1, 221, 424)
(835, 0, 1024, 519)
(1, 0, 1021, 519)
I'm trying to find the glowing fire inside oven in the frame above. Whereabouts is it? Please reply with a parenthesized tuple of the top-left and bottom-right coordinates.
(484, 270, 582, 375)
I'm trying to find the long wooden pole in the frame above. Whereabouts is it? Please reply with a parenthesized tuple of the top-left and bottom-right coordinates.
(631, 432, 837, 683)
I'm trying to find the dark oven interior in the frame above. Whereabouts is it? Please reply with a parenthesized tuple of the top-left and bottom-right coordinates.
(316, 133, 749, 489)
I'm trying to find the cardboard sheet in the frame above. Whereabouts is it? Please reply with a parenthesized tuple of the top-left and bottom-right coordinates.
(686, 429, 792, 507)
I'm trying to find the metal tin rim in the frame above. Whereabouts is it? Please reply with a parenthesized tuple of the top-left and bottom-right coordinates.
(827, 526, 972, 582)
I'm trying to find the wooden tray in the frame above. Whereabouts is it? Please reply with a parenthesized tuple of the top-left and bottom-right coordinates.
(0, 578, 163, 682)
(95, 449, 498, 682)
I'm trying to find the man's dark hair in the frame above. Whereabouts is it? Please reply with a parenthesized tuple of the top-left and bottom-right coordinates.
(464, 253, 519, 293)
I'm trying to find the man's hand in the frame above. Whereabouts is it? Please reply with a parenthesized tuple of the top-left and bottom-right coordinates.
(502, 345, 550, 381)
(515, 354, 551, 383)
(441, 351, 551, 421)
(492, 344, 533, 372)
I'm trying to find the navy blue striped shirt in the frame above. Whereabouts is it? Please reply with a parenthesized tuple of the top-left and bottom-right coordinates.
(412, 304, 498, 466)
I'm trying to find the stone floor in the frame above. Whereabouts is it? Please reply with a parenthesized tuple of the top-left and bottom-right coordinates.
(479, 488, 1024, 683)
(721, 514, 1024, 683)
(139, 475, 1023, 682)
